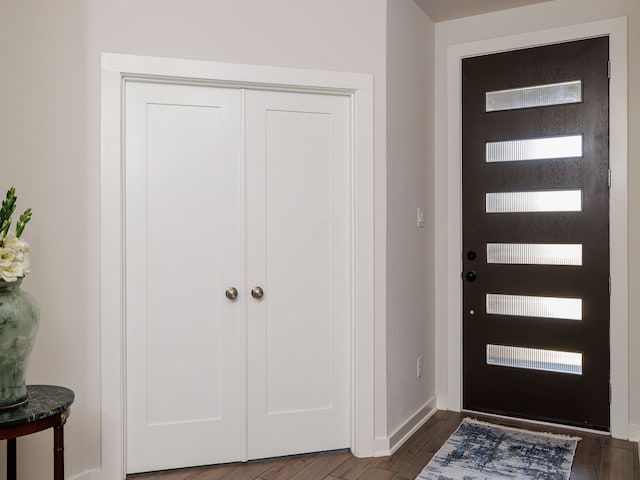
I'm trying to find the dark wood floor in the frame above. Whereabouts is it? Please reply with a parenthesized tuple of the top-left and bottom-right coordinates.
(129, 410, 640, 480)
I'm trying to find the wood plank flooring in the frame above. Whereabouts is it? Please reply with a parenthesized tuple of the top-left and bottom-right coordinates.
(128, 411, 640, 480)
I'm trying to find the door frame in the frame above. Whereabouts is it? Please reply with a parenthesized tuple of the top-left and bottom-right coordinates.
(441, 17, 629, 438)
(100, 53, 375, 479)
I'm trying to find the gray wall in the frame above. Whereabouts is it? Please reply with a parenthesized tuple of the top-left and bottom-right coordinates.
(386, 0, 436, 437)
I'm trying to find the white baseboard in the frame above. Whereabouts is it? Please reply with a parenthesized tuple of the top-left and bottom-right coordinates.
(68, 468, 102, 480)
(436, 394, 448, 410)
(385, 396, 438, 456)
(628, 423, 640, 442)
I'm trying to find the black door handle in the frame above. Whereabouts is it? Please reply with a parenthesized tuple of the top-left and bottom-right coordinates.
(465, 271, 477, 282)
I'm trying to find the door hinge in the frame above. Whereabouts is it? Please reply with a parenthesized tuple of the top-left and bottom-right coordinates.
(609, 276, 612, 296)
(609, 383, 612, 404)
(608, 60, 611, 79)
(608, 168, 611, 188)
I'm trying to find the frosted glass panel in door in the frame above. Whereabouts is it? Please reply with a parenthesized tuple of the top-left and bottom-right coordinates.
(487, 344, 583, 375)
(486, 190, 582, 213)
(485, 80, 582, 112)
(246, 90, 350, 460)
(125, 82, 244, 473)
(486, 135, 582, 163)
(486, 293, 582, 320)
(487, 243, 582, 266)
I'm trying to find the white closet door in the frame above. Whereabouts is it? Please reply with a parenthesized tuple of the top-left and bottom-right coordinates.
(245, 90, 351, 459)
(124, 82, 245, 473)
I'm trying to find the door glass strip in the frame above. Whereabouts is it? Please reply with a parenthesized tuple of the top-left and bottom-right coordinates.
(487, 243, 582, 266)
(486, 293, 582, 320)
(486, 135, 582, 163)
(486, 344, 582, 375)
(486, 80, 582, 112)
(486, 190, 582, 213)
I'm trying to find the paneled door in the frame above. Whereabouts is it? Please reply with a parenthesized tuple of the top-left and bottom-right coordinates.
(124, 82, 351, 473)
(245, 90, 351, 459)
(125, 82, 245, 473)
(462, 37, 610, 429)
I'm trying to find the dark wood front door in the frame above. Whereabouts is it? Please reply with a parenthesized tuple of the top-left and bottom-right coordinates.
(462, 37, 610, 430)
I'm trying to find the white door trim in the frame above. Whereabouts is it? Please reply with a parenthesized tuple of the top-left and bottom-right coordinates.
(443, 17, 629, 437)
(100, 53, 375, 479)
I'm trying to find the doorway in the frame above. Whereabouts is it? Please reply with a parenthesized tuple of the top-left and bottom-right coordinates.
(124, 81, 352, 473)
(100, 54, 376, 479)
(461, 37, 610, 430)
(439, 17, 628, 438)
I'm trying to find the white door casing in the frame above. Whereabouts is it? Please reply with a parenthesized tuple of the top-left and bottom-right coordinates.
(100, 54, 375, 480)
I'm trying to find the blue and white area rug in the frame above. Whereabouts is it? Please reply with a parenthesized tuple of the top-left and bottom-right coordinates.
(416, 418, 580, 480)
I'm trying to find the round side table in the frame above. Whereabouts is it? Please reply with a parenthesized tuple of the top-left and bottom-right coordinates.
(0, 385, 74, 480)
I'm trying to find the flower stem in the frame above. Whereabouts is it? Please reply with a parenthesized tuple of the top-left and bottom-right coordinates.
(16, 209, 32, 238)
(0, 187, 17, 238)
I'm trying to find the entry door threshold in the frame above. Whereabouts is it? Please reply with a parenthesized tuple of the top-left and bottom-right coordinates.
(461, 409, 610, 436)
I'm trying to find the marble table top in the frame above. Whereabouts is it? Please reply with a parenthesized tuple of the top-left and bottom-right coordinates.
(0, 385, 75, 428)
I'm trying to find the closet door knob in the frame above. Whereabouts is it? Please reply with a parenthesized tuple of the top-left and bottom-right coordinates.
(225, 287, 238, 300)
(251, 286, 264, 299)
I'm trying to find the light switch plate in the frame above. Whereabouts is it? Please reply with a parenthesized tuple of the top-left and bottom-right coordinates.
(417, 208, 425, 227)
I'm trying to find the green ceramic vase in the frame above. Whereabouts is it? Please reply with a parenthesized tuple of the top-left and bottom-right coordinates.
(0, 278, 39, 409)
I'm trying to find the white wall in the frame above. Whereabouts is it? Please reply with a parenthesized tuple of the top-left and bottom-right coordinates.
(433, 0, 640, 436)
(386, 0, 436, 443)
(0, 1, 99, 478)
(0, 1, 389, 478)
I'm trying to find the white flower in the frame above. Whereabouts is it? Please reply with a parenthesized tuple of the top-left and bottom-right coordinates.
(21, 252, 31, 275)
(4, 234, 26, 252)
(0, 247, 16, 267)
(0, 235, 31, 281)
(0, 261, 23, 282)
(0, 188, 33, 280)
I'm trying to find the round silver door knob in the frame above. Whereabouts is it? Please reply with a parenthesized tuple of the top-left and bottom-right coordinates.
(251, 286, 264, 299)
(225, 287, 238, 300)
